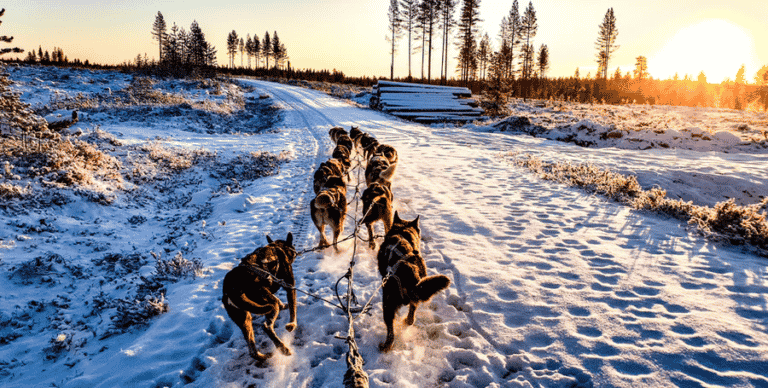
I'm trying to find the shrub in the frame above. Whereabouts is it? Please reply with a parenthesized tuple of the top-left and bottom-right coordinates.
(513, 154, 768, 255)
(111, 295, 169, 331)
(154, 251, 204, 280)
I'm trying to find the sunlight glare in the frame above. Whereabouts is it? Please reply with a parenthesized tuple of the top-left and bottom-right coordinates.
(648, 19, 759, 83)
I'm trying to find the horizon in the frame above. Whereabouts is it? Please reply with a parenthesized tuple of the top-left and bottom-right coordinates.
(5, 1, 767, 83)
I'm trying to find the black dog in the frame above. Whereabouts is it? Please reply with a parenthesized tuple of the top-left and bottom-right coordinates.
(222, 233, 297, 361)
(377, 213, 450, 352)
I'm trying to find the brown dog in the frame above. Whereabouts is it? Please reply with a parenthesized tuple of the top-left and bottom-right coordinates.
(332, 144, 352, 171)
(361, 181, 394, 249)
(377, 213, 450, 352)
(313, 159, 346, 195)
(371, 143, 398, 166)
(329, 126, 348, 143)
(310, 176, 347, 251)
(359, 133, 379, 160)
(222, 233, 297, 361)
(349, 126, 363, 148)
(335, 134, 354, 154)
(365, 155, 396, 186)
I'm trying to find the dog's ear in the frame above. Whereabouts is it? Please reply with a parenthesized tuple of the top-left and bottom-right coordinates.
(393, 211, 402, 224)
(286, 232, 293, 246)
(266, 235, 274, 244)
(411, 215, 420, 230)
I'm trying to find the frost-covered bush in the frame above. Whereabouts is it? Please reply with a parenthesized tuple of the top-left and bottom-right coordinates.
(0, 182, 30, 200)
(42, 332, 73, 360)
(211, 150, 290, 182)
(154, 251, 204, 280)
(111, 295, 169, 331)
(8, 253, 68, 285)
(0, 64, 51, 140)
(94, 252, 146, 275)
(514, 154, 768, 254)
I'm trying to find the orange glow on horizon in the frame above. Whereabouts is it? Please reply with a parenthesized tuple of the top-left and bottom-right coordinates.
(648, 19, 761, 83)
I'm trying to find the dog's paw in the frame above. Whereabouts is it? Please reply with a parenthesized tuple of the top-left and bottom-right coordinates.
(279, 345, 292, 356)
(285, 322, 296, 332)
(403, 316, 415, 326)
(379, 339, 394, 352)
(250, 351, 273, 362)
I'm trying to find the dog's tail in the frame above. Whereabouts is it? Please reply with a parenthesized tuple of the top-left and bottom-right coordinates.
(314, 192, 335, 209)
(378, 163, 397, 182)
(414, 275, 451, 302)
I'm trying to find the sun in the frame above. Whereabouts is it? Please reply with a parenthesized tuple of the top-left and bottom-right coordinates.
(648, 19, 759, 83)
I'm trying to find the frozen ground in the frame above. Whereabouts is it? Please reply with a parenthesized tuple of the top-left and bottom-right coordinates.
(1, 65, 767, 388)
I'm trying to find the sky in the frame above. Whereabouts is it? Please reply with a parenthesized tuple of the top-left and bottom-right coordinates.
(4, 0, 767, 83)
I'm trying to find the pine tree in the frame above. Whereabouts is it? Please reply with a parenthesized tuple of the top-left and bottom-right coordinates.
(438, 0, 457, 83)
(272, 31, 281, 69)
(386, 0, 402, 80)
(595, 8, 618, 80)
(239, 37, 244, 68)
(519, 1, 537, 80)
(477, 33, 491, 80)
(245, 34, 253, 69)
(421, 0, 440, 81)
(227, 30, 239, 68)
(152, 11, 167, 61)
(162, 23, 181, 68)
(537, 44, 548, 78)
(755, 65, 768, 111)
(189, 21, 211, 68)
(263, 31, 271, 69)
(633, 56, 648, 81)
(415, 2, 428, 79)
(252, 35, 261, 69)
(401, 0, 419, 80)
(499, 0, 521, 80)
(456, 0, 481, 83)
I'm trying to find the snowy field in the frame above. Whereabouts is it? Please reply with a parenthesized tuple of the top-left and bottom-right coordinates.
(1, 64, 767, 388)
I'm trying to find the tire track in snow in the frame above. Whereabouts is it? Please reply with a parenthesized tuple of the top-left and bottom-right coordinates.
(246, 80, 336, 251)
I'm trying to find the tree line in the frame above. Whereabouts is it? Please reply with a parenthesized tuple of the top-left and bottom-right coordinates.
(387, 1, 767, 112)
(387, 0, 550, 87)
(148, 12, 218, 77)
(225, 30, 288, 70)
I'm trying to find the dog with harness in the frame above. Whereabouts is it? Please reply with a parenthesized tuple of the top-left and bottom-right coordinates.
(221, 233, 297, 361)
(376, 212, 451, 352)
(311, 176, 348, 251)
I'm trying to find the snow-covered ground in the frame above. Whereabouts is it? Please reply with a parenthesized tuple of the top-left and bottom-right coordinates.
(1, 65, 767, 388)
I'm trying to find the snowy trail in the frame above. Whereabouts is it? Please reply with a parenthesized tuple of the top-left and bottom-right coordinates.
(4, 69, 766, 388)
(234, 82, 768, 387)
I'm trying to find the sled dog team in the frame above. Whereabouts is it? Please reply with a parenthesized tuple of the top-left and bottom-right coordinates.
(222, 125, 451, 362)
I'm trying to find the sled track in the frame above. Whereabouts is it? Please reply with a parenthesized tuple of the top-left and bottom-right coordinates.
(254, 81, 337, 251)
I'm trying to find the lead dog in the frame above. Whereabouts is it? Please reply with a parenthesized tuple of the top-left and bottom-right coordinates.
(376, 213, 451, 352)
(222, 233, 297, 361)
(329, 126, 347, 143)
(310, 176, 347, 251)
(349, 126, 363, 149)
(361, 181, 394, 249)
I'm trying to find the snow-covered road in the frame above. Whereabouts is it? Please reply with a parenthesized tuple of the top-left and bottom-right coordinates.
(3, 71, 766, 388)
(227, 80, 768, 387)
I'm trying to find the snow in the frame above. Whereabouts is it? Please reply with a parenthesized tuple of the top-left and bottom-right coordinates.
(1, 65, 767, 388)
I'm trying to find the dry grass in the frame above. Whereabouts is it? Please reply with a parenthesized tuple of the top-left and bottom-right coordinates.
(126, 141, 216, 183)
(41, 76, 244, 117)
(513, 154, 768, 254)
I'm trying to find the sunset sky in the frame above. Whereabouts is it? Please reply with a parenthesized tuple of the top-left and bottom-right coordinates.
(5, 1, 767, 83)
